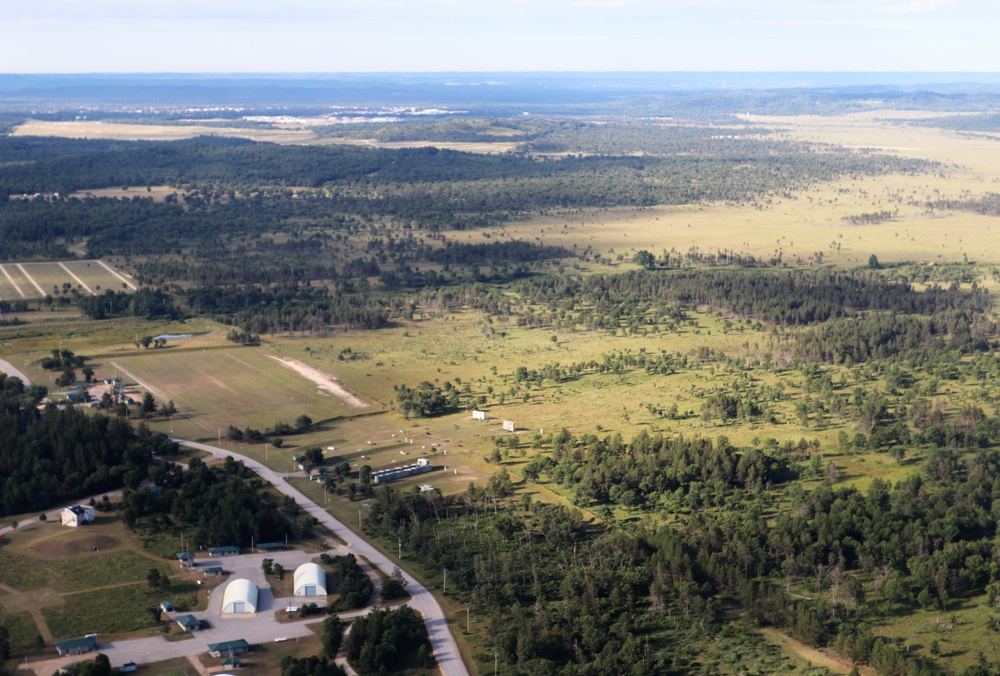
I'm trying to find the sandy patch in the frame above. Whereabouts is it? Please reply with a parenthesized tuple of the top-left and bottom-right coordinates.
(268, 356, 368, 408)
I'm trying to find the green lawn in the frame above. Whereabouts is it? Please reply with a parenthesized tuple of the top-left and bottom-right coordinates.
(42, 581, 198, 639)
(0, 549, 161, 593)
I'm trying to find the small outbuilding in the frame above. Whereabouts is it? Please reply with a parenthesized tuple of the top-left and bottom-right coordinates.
(55, 636, 97, 657)
(61, 505, 94, 528)
(175, 614, 200, 632)
(176, 552, 195, 568)
(293, 562, 328, 597)
(160, 601, 175, 613)
(203, 566, 224, 577)
(221, 579, 258, 615)
(208, 545, 239, 557)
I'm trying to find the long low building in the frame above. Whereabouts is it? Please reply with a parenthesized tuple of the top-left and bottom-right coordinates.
(55, 636, 97, 656)
(372, 457, 433, 484)
(208, 638, 250, 658)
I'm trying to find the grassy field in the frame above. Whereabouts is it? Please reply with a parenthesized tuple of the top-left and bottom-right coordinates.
(1, 611, 42, 655)
(0, 521, 162, 593)
(0, 264, 27, 301)
(439, 112, 1000, 272)
(10, 119, 521, 154)
(68, 185, 180, 203)
(0, 511, 211, 647)
(42, 582, 198, 638)
(0, 259, 134, 301)
(11, 119, 320, 144)
(107, 334, 366, 439)
(871, 595, 996, 672)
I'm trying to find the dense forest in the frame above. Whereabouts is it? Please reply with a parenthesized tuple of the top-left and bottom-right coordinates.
(117, 456, 305, 548)
(361, 433, 1000, 675)
(0, 373, 171, 515)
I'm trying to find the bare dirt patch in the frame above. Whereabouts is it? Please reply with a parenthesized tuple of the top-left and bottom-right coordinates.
(268, 356, 368, 408)
(29, 533, 122, 559)
(0, 587, 63, 613)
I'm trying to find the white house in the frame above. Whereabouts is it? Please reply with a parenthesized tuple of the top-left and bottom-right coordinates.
(61, 505, 95, 527)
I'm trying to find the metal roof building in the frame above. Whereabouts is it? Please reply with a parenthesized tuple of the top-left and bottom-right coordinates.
(293, 562, 328, 597)
(221, 579, 258, 615)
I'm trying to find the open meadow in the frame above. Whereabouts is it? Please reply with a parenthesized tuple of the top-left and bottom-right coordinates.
(450, 112, 1000, 270)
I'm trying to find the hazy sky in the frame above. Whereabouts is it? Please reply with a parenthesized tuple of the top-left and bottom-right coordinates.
(1, 0, 998, 73)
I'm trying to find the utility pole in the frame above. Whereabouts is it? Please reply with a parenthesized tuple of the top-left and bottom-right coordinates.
(398, 537, 401, 560)
(467, 607, 470, 633)
(443, 568, 447, 594)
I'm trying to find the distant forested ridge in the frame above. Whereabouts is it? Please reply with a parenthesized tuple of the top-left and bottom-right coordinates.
(0, 132, 930, 261)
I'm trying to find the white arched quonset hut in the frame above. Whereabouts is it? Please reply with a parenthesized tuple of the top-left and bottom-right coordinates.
(294, 563, 328, 597)
(221, 578, 258, 615)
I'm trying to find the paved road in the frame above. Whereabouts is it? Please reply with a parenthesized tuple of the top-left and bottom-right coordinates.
(0, 359, 31, 386)
(176, 439, 468, 676)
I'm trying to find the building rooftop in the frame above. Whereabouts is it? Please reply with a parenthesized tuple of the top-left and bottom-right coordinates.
(55, 636, 97, 652)
(175, 614, 199, 631)
(208, 638, 249, 653)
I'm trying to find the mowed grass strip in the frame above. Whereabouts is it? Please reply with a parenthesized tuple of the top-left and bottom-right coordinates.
(60, 260, 124, 295)
(0, 265, 25, 301)
(43, 582, 198, 639)
(0, 549, 158, 593)
(0, 264, 32, 300)
(19, 262, 81, 298)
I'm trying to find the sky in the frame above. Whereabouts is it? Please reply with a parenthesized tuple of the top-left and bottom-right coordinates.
(1, 0, 999, 73)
